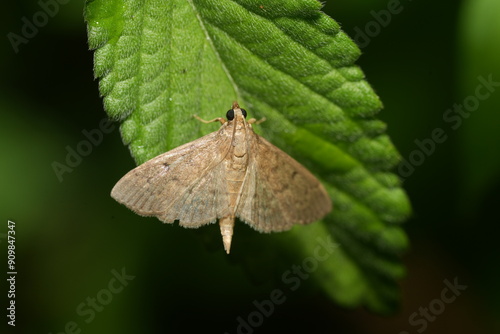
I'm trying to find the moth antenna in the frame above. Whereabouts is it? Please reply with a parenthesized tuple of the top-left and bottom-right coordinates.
(219, 216, 234, 254)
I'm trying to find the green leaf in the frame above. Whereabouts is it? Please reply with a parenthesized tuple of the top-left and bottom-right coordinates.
(85, 0, 411, 313)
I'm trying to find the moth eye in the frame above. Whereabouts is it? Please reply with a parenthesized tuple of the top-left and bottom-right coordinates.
(241, 109, 247, 118)
(226, 109, 235, 120)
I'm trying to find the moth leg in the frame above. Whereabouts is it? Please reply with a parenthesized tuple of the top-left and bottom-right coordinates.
(248, 117, 266, 125)
(193, 115, 226, 125)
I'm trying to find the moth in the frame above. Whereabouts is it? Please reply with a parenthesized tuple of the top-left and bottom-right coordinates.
(111, 102, 332, 253)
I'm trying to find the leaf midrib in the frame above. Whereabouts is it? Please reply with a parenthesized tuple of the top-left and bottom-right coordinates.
(187, 0, 242, 102)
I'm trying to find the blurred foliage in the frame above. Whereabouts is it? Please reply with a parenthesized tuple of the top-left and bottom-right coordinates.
(1, 0, 499, 333)
(458, 0, 500, 212)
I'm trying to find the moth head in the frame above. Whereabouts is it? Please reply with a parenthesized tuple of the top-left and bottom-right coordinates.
(226, 108, 247, 121)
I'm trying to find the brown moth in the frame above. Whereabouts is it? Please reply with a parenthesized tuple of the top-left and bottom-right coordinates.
(111, 102, 332, 254)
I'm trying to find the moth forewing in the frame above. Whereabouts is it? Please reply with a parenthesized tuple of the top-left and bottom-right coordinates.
(111, 102, 332, 254)
(110, 130, 232, 224)
(235, 134, 331, 232)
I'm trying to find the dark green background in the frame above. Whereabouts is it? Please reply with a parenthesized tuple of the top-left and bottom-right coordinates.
(1, 0, 499, 333)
